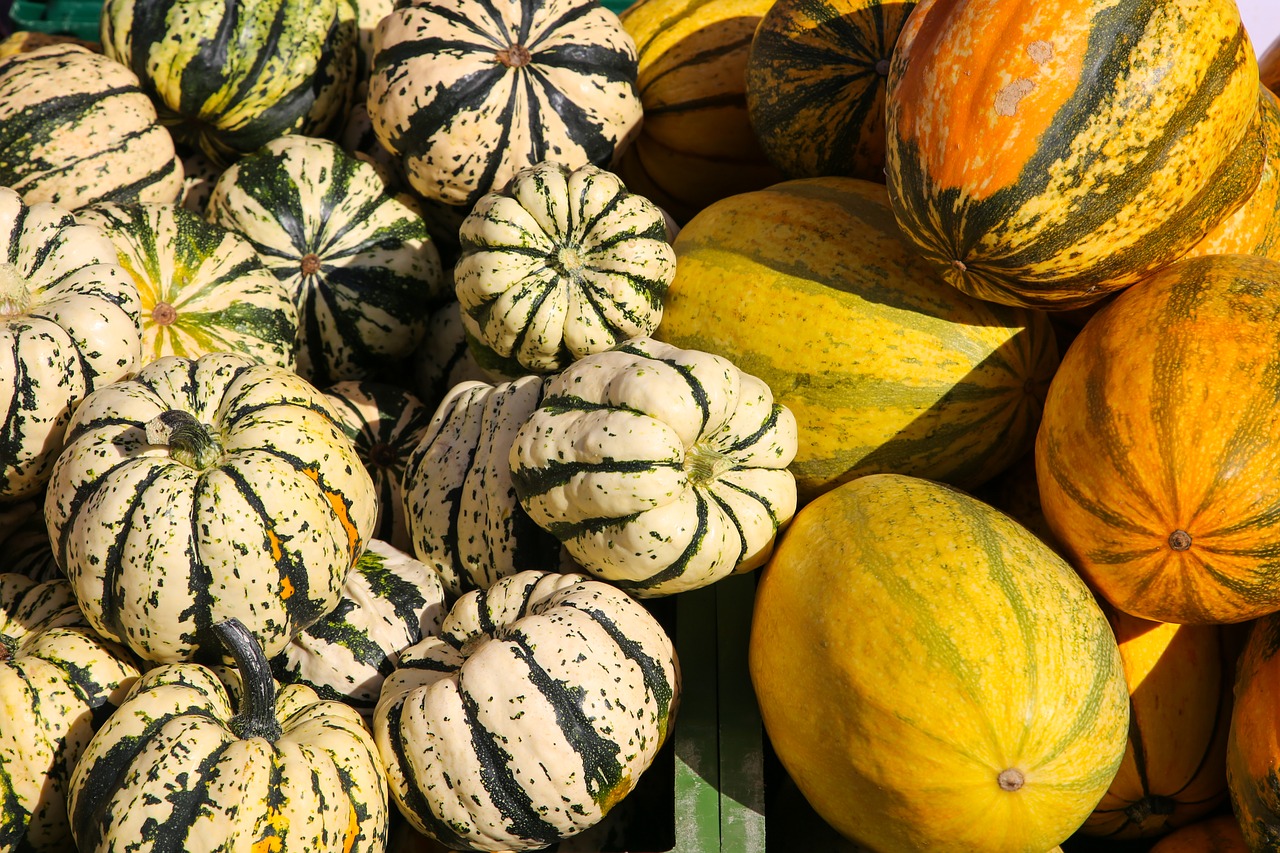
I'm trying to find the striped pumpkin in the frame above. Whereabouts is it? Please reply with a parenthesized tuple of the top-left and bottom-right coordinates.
(67, 618, 388, 853)
(270, 539, 446, 719)
(43, 351, 378, 664)
(207, 135, 445, 385)
(750, 473, 1130, 853)
(0, 574, 140, 853)
(456, 161, 675, 376)
(0, 43, 182, 209)
(401, 376, 563, 598)
(1227, 614, 1280, 849)
(745, 0, 916, 180)
(509, 336, 799, 597)
(1037, 253, 1280, 624)
(100, 0, 357, 166)
(615, 0, 785, 223)
(0, 188, 141, 502)
(323, 380, 436, 551)
(367, 0, 643, 210)
(75, 201, 299, 369)
(655, 177, 1060, 504)
(373, 569, 679, 852)
(884, 0, 1266, 309)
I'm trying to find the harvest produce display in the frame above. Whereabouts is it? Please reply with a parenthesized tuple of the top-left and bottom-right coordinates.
(2, 0, 1280, 849)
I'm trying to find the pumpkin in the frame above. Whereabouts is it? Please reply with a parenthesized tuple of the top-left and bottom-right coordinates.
(66, 617, 388, 852)
(1037, 253, 1280, 624)
(750, 473, 1130, 853)
(0, 43, 182, 209)
(456, 161, 675, 376)
(1263, 34, 1280, 95)
(270, 539, 447, 719)
(401, 375, 563, 598)
(745, 0, 916, 181)
(373, 569, 679, 852)
(411, 297, 490, 413)
(207, 135, 446, 385)
(883, 0, 1265, 309)
(1226, 613, 1280, 849)
(509, 336, 799, 597)
(1148, 815, 1249, 852)
(0, 187, 141, 502)
(43, 351, 378, 664)
(367, 0, 643, 210)
(0, 31, 100, 59)
(654, 177, 1059, 504)
(100, 0, 357, 166)
(323, 380, 436, 551)
(75, 201, 299, 369)
(0, 573, 140, 853)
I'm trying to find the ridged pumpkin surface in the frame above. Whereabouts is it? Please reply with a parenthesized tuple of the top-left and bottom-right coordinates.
(750, 474, 1130, 853)
(884, 0, 1265, 309)
(1037, 253, 1280, 624)
(1227, 614, 1280, 849)
(655, 177, 1058, 504)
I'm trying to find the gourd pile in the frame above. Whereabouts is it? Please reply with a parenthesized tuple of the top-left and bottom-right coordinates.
(0, 0, 1279, 848)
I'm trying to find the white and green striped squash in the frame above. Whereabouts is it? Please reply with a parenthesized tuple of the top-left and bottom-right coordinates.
(374, 569, 679, 852)
(67, 618, 388, 853)
(411, 297, 490, 412)
(100, 0, 357, 167)
(43, 351, 378, 664)
(510, 336, 799, 597)
(76, 201, 299, 369)
(457, 161, 675, 376)
(323, 381, 436, 551)
(0, 188, 142, 502)
(0, 573, 141, 853)
(270, 539, 446, 718)
(402, 375, 564, 598)
(207, 135, 446, 385)
(367, 0, 644, 209)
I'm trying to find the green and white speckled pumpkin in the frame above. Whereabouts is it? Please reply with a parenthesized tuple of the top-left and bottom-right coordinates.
(323, 381, 436, 551)
(457, 161, 675, 376)
(100, 0, 357, 166)
(76, 201, 299, 369)
(207, 135, 445, 384)
(0, 43, 182, 210)
(43, 351, 378, 664)
(0, 573, 141, 853)
(0, 188, 141, 502)
(67, 618, 388, 853)
(367, 0, 643, 209)
(402, 376, 563, 598)
(270, 539, 446, 718)
(510, 336, 799, 597)
(374, 569, 679, 852)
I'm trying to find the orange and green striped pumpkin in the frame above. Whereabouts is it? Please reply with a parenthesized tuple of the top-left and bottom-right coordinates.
(1037, 253, 1280, 625)
(883, 0, 1265, 309)
(654, 177, 1059, 505)
(1227, 614, 1280, 849)
(745, 0, 916, 181)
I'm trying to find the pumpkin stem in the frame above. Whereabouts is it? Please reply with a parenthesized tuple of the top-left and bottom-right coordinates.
(997, 768, 1024, 791)
(145, 410, 224, 470)
(215, 617, 283, 742)
(0, 262, 31, 317)
(1123, 794, 1176, 826)
(684, 442, 734, 486)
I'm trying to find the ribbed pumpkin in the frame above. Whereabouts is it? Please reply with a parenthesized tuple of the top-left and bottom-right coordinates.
(1226, 613, 1280, 849)
(323, 380, 436, 551)
(373, 570, 679, 852)
(75, 201, 299, 369)
(43, 351, 378, 664)
(367, 0, 643, 210)
(67, 618, 388, 853)
(0, 188, 141, 502)
(100, 0, 357, 166)
(615, 0, 785, 222)
(884, 0, 1266, 309)
(655, 177, 1059, 504)
(0, 43, 182, 209)
(1148, 815, 1249, 852)
(207, 135, 445, 384)
(750, 473, 1130, 853)
(0, 574, 140, 853)
(456, 160, 675, 376)
(745, 0, 916, 180)
(1037, 253, 1280, 624)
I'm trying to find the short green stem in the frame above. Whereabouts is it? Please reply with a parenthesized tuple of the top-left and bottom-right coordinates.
(684, 442, 734, 486)
(0, 262, 30, 317)
(215, 618, 282, 742)
(145, 410, 223, 470)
